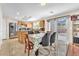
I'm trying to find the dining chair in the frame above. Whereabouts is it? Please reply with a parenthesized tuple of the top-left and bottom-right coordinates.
(39, 32, 56, 56)
(50, 32, 56, 46)
(49, 32, 56, 55)
(35, 32, 50, 56)
(40, 32, 49, 46)
(17, 31, 34, 56)
(24, 33, 34, 56)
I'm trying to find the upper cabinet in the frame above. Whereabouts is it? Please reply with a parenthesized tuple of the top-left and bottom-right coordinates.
(33, 20, 45, 30)
(17, 21, 33, 28)
(39, 20, 45, 28)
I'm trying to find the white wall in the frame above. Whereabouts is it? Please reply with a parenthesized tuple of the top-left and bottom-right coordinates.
(0, 5, 11, 47)
(1, 7, 17, 40)
(0, 5, 3, 48)
(47, 9, 79, 44)
(45, 20, 49, 32)
(2, 17, 7, 39)
(4, 17, 17, 39)
(56, 10, 79, 44)
(0, 5, 11, 40)
(0, 13, 17, 40)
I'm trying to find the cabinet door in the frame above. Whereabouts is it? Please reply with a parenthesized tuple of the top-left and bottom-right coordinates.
(40, 20, 45, 28)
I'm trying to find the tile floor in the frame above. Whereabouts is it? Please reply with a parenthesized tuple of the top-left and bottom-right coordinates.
(0, 38, 68, 56)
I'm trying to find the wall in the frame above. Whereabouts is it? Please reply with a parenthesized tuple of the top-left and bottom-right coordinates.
(45, 20, 49, 32)
(0, 5, 17, 41)
(0, 16, 17, 39)
(46, 9, 79, 44)
(0, 5, 14, 48)
(5, 18, 33, 39)
(55, 10, 79, 43)
(6, 17, 17, 39)
(2, 17, 7, 39)
(3, 17, 34, 39)
(0, 5, 3, 48)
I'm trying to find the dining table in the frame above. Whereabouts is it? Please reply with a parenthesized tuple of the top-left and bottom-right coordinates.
(28, 33, 45, 52)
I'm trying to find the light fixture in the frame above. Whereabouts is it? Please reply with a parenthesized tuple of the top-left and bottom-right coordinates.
(27, 17, 37, 21)
(40, 0, 47, 6)
(41, 3, 46, 6)
(27, 16, 41, 21)
(16, 12, 20, 15)
(15, 16, 18, 19)
(50, 11, 53, 13)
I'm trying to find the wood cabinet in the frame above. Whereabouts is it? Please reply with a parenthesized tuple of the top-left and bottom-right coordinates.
(17, 31, 28, 44)
(17, 21, 33, 28)
(33, 20, 45, 31)
(39, 20, 45, 28)
(67, 43, 79, 56)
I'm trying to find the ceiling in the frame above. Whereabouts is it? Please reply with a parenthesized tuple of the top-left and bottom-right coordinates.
(1, 3, 79, 21)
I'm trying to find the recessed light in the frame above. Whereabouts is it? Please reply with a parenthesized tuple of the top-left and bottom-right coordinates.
(26, 16, 32, 18)
(40, 3, 46, 6)
(17, 12, 20, 15)
(15, 16, 18, 19)
(50, 11, 53, 13)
